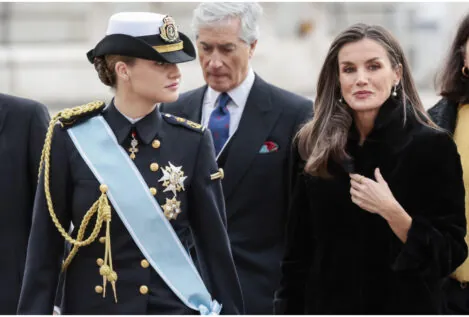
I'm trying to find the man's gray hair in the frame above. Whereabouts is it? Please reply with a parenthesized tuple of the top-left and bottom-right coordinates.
(192, 2, 263, 44)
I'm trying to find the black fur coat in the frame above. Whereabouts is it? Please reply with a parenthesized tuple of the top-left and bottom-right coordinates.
(275, 98, 467, 314)
(428, 97, 458, 134)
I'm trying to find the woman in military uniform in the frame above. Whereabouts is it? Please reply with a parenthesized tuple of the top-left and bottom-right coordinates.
(17, 12, 243, 315)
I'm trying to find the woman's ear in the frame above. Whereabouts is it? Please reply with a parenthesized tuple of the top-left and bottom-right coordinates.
(394, 63, 403, 83)
(115, 61, 129, 81)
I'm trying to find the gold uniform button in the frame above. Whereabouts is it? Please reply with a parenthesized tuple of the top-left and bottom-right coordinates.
(140, 285, 149, 295)
(96, 258, 104, 266)
(152, 139, 161, 149)
(149, 187, 157, 196)
(99, 237, 106, 244)
(141, 259, 150, 268)
(150, 163, 159, 172)
(95, 285, 103, 294)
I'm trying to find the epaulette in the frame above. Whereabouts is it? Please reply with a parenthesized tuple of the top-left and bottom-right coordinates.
(58, 101, 106, 128)
(162, 113, 205, 133)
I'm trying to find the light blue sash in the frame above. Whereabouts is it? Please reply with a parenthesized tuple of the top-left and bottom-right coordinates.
(67, 115, 221, 315)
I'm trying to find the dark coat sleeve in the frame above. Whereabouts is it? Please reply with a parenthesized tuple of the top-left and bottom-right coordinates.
(188, 130, 245, 315)
(274, 149, 314, 314)
(392, 132, 467, 279)
(17, 125, 72, 314)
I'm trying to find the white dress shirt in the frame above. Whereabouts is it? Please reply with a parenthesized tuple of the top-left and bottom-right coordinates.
(201, 67, 255, 138)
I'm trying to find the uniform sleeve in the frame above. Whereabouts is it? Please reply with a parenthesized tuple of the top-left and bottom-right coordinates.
(274, 161, 314, 315)
(188, 130, 245, 315)
(392, 132, 468, 278)
(17, 125, 72, 314)
(27, 101, 50, 192)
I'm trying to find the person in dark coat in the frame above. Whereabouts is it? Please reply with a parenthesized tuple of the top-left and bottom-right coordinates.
(17, 12, 243, 315)
(274, 23, 468, 314)
(428, 11, 469, 315)
(160, 3, 312, 313)
(0, 93, 49, 314)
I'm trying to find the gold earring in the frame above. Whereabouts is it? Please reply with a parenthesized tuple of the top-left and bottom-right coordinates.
(462, 66, 469, 78)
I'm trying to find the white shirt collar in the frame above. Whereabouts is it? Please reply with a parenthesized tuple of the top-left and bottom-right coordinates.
(114, 103, 159, 124)
(123, 114, 143, 124)
(206, 67, 255, 108)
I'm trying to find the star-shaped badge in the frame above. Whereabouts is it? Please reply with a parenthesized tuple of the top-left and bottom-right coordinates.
(162, 197, 182, 220)
(158, 162, 187, 196)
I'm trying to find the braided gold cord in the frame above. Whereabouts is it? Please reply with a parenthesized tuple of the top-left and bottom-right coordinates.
(37, 101, 110, 260)
(61, 197, 106, 270)
(38, 113, 61, 182)
(38, 101, 104, 181)
(97, 196, 118, 302)
(38, 101, 118, 301)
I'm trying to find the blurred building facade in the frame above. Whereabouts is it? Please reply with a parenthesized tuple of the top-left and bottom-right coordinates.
(0, 2, 468, 110)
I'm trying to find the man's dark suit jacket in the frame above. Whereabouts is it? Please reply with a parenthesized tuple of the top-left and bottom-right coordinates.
(160, 75, 313, 314)
(0, 93, 50, 314)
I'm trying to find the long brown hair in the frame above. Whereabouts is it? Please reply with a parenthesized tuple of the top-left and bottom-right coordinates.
(436, 12, 469, 104)
(297, 23, 437, 178)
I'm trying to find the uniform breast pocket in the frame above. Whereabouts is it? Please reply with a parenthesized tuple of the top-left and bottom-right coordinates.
(72, 179, 101, 218)
(74, 178, 100, 191)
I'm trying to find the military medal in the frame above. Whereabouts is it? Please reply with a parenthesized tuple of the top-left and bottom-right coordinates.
(158, 162, 187, 196)
(128, 131, 138, 160)
(162, 197, 182, 220)
(158, 162, 186, 221)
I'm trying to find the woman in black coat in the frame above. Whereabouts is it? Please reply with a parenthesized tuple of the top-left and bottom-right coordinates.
(428, 11, 469, 314)
(275, 23, 467, 314)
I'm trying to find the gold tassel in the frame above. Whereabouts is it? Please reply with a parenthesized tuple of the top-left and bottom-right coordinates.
(98, 185, 118, 303)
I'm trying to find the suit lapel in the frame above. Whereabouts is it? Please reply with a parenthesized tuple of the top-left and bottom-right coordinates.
(182, 86, 206, 123)
(221, 76, 281, 201)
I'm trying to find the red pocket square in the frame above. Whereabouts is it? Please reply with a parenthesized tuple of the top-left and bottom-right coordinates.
(259, 141, 279, 153)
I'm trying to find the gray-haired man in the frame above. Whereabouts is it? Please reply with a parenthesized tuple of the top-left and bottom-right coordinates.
(160, 2, 313, 313)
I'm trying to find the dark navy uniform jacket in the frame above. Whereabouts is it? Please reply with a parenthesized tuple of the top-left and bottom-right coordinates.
(0, 94, 50, 314)
(17, 101, 244, 314)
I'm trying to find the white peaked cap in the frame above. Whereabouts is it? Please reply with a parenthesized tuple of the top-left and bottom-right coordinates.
(88, 11, 196, 64)
(106, 12, 167, 37)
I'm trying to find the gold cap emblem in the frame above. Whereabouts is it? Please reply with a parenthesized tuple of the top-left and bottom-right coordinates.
(160, 15, 179, 43)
